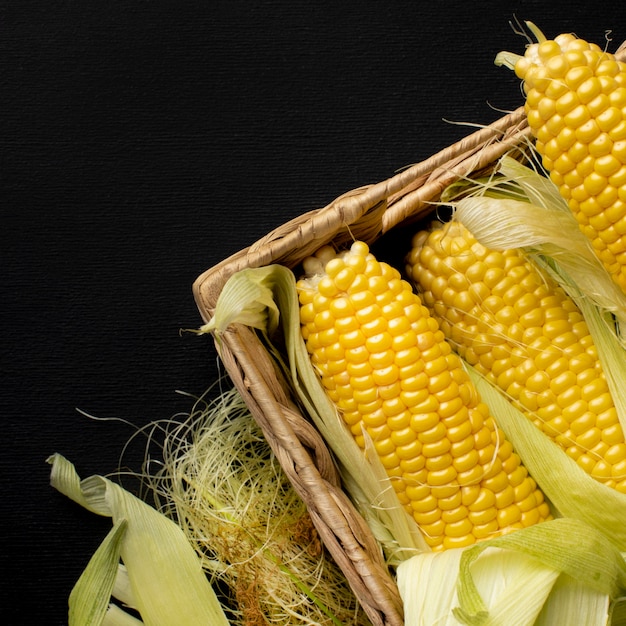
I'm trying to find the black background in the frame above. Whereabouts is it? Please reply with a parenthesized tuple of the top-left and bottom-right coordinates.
(3, 2, 624, 623)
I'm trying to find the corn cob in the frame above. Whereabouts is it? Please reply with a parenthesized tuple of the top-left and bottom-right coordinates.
(406, 220, 626, 493)
(495, 25, 626, 296)
(296, 240, 551, 551)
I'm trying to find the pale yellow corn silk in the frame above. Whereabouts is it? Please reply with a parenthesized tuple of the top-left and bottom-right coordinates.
(143, 385, 371, 626)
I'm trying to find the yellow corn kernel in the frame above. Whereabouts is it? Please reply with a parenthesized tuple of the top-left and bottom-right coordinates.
(298, 241, 551, 550)
(407, 220, 626, 493)
(503, 29, 626, 296)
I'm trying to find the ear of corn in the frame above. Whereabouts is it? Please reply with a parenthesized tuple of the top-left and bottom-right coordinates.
(296, 240, 551, 551)
(406, 219, 626, 493)
(495, 23, 626, 297)
(201, 261, 427, 560)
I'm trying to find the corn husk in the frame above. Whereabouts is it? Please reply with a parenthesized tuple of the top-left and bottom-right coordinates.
(397, 518, 622, 626)
(47, 453, 229, 626)
(103, 603, 144, 626)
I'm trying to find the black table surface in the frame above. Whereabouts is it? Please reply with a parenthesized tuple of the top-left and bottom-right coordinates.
(3, 2, 624, 623)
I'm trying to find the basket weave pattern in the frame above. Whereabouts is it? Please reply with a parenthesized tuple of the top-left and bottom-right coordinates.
(193, 41, 626, 626)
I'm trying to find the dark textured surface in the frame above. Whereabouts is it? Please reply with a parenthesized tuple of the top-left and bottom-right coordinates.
(3, 2, 624, 622)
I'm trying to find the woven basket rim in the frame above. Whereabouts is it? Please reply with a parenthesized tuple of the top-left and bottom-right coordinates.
(193, 107, 531, 324)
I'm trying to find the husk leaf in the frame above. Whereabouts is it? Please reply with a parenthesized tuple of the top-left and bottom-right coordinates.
(535, 575, 610, 626)
(455, 518, 626, 622)
(398, 518, 625, 625)
(610, 597, 626, 625)
(111, 564, 137, 613)
(397, 545, 558, 626)
(200, 266, 281, 335)
(396, 548, 464, 626)
(48, 453, 228, 626)
(467, 369, 626, 549)
(103, 604, 144, 626)
(69, 518, 128, 625)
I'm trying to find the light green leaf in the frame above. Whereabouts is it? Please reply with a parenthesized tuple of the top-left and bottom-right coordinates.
(456, 518, 626, 620)
(397, 548, 464, 626)
(535, 574, 610, 626)
(199, 266, 281, 335)
(455, 545, 558, 626)
(111, 564, 137, 612)
(69, 519, 128, 625)
(398, 545, 559, 626)
(467, 370, 626, 550)
(609, 597, 626, 625)
(48, 453, 229, 626)
(399, 518, 625, 626)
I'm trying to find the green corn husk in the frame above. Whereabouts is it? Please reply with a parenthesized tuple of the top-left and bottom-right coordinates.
(47, 453, 229, 626)
(397, 518, 622, 626)
(103, 603, 144, 626)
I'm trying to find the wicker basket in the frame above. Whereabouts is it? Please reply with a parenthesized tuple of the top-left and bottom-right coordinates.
(192, 40, 626, 626)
